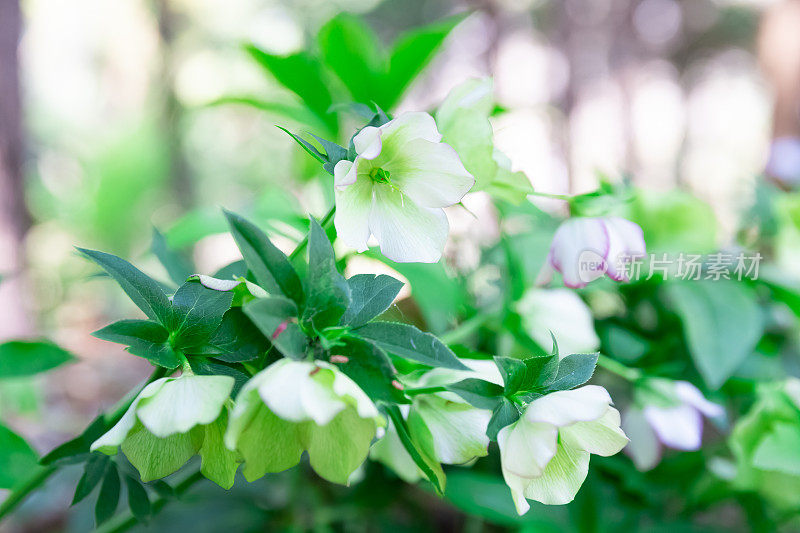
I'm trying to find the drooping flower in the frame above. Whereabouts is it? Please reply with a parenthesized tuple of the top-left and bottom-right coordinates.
(224, 359, 384, 485)
(370, 360, 501, 481)
(91, 374, 238, 488)
(516, 288, 600, 356)
(498, 385, 628, 513)
(623, 380, 724, 471)
(334, 112, 475, 263)
(537, 216, 646, 289)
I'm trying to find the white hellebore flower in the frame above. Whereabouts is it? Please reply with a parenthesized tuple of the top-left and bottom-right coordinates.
(224, 359, 384, 485)
(623, 380, 724, 471)
(334, 112, 475, 263)
(371, 360, 501, 481)
(91, 374, 237, 487)
(517, 288, 600, 356)
(538, 216, 646, 289)
(498, 385, 628, 513)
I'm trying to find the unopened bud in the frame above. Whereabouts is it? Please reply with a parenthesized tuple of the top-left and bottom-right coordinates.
(330, 355, 349, 363)
(392, 380, 404, 390)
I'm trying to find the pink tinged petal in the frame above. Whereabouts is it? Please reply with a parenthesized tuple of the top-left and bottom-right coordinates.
(673, 381, 725, 419)
(524, 385, 613, 427)
(334, 175, 374, 253)
(334, 159, 359, 187)
(535, 257, 556, 286)
(643, 404, 703, 451)
(353, 126, 382, 160)
(559, 406, 628, 457)
(522, 442, 590, 505)
(368, 186, 449, 263)
(387, 139, 475, 208)
(622, 408, 662, 471)
(603, 217, 646, 282)
(548, 218, 610, 288)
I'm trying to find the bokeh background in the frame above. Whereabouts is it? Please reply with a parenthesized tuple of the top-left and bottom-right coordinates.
(1, 0, 798, 530)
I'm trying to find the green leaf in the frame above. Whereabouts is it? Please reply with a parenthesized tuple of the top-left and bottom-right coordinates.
(224, 210, 305, 306)
(318, 14, 386, 107)
(302, 217, 351, 330)
(336, 336, 405, 403)
(664, 280, 763, 389)
(169, 280, 234, 349)
(41, 415, 109, 466)
(384, 14, 465, 108)
(544, 353, 599, 392)
(245, 45, 335, 131)
(0, 423, 41, 489)
(486, 398, 520, 441)
(72, 453, 110, 505)
(522, 353, 559, 390)
(124, 475, 151, 522)
(308, 133, 348, 175)
(494, 356, 527, 395)
(92, 320, 181, 368)
(0, 340, 76, 378)
(354, 322, 469, 370)
(95, 463, 121, 526)
(382, 404, 445, 495)
(77, 248, 172, 324)
(192, 358, 251, 397)
(151, 228, 193, 287)
(244, 297, 308, 360)
(193, 308, 268, 363)
(447, 378, 504, 410)
(276, 126, 327, 164)
(342, 274, 403, 328)
(752, 422, 800, 475)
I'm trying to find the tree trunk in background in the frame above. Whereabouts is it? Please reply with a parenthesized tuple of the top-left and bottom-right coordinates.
(0, 0, 33, 338)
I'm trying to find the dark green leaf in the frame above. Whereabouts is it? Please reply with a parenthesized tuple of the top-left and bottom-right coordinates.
(245, 45, 335, 130)
(0, 340, 76, 378)
(213, 259, 247, 280)
(521, 353, 559, 390)
(664, 279, 763, 389)
(194, 308, 268, 363)
(355, 322, 469, 370)
(224, 210, 305, 306)
(276, 126, 327, 164)
(95, 463, 121, 526)
(244, 297, 308, 359)
(447, 378, 504, 410)
(544, 353, 599, 392)
(342, 274, 403, 328)
(494, 356, 527, 395)
(384, 14, 465, 108)
(77, 248, 172, 324)
(302, 217, 351, 330)
(486, 398, 520, 441)
(0, 423, 41, 489)
(93, 320, 180, 368)
(381, 403, 445, 494)
(149, 480, 175, 500)
(337, 336, 405, 403)
(72, 454, 110, 505)
(151, 228, 193, 287)
(124, 475, 151, 522)
(192, 358, 251, 397)
(169, 280, 234, 349)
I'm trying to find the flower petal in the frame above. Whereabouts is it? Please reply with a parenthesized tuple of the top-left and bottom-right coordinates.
(548, 218, 609, 288)
(334, 158, 359, 187)
(560, 406, 628, 456)
(517, 288, 600, 356)
(415, 396, 491, 464)
(353, 126, 382, 160)
(307, 407, 377, 485)
(379, 112, 442, 153)
(674, 381, 724, 419)
(644, 404, 703, 451)
(137, 375, 234, 438)
(524, 386, 612, 427)
(622, 407, 662, 471)
(256, 359, 315, 422)
(369, 187, 448, 263)
(334, 173, 374, 253)
(498, 419, 558, 479)
(522, 441, 590, 505)
(387, 139, 474, 208)
(603, 217, 646, 281)
(370, 418, 423, 483)
(121, 421, 203, 482)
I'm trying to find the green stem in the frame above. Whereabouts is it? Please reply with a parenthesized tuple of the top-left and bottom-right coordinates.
(0, 466, 56, 521)
(95, 468, 204, 533)
(596, 354, 641, 381)
(289, 205, 336, 261)
(404, 386, 448, 397)
(0, 367, 167, 523)
(438, 312, 493, 345)
(528, 191, 572, 202)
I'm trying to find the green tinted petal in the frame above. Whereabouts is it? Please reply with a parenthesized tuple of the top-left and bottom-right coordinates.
(121, 421, 202, 482)
(199, 410, 241, 489)
(307, 407, 377, 485)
